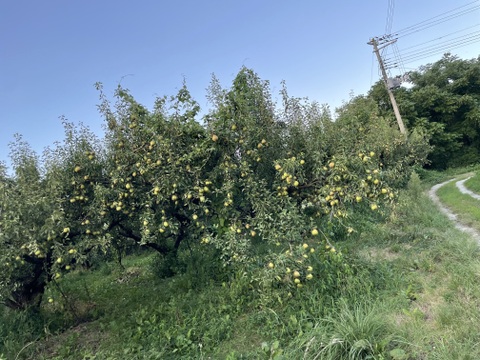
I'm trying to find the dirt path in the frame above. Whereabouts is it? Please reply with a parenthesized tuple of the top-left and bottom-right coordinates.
(428, 177, 480, 243)
(456, 177, 480, 200)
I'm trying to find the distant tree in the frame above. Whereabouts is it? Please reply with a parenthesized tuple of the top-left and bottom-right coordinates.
(368, 54, 480, 169)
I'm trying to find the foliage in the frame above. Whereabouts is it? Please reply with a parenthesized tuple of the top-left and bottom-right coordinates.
(0, 67, 428, 315)
(368, 54, 480, 170)
(4, 167, 480, 358)
(0, 124, 108, 310)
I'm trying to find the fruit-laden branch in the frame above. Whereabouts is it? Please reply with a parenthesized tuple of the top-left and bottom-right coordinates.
(117, 223, 173, 255)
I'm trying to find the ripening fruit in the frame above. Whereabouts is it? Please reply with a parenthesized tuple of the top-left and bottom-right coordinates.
(302, 243, 309, 249)
(65, 265, 71, 270)
(293, 270, 301, 278)
(328, 162, 335, 168)
(68, 249, 76, 254)
(171, 195, 178, 201)
(231, 124, 237, 130)
(211, 134, 218, 142)
(294, 278, 301, 284)
(370, 203, 378, 211)
(268, 262, 274, 269)
(275, 164, 282, 171)
(48, 298, 54, 303)
(370, 151, 375, 157)
(63, 227, 70, 234)
(250, 230, 256, 237)
(356, 196, 362, 203)
(163, 221, 169, 227)
(192, 214, 198, 220)
(300, 159, 305, 165)
(74, 166, 81, 173)
(311, 228, 319, 236)
(56, 257, 62, 264)
(381, 188, 388, 194)
(373, 179, 379, 185)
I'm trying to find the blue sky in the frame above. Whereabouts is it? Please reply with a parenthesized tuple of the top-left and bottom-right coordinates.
(1, 0, 479, 169)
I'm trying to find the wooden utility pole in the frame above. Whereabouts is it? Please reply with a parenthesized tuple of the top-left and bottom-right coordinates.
(368, 37, 406, 135)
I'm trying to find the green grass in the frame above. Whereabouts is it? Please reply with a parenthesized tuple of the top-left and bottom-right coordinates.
(4, 172, 480, 359)
(436, 177, 480, 232)
(464, 172, 480, 194)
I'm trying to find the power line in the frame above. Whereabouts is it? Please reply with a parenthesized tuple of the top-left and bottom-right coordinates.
(385, 0, 395, 35)
(385, 34, 480, 67)
(397, 23, 480, 52)
(400, 37, 480, 65)
(392, 30, 480, 59)
(392, 1, 480, 38)
(393, 31, 480, 61)
(392, 42, 406, 75)
(370, 1, 480, 81)
(370, 52, 375, 87)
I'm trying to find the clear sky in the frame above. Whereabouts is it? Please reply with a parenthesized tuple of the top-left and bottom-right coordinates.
(1, 0, 479, 169)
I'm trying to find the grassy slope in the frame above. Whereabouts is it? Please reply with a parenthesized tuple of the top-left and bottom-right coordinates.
(3, 173, 480, 359)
